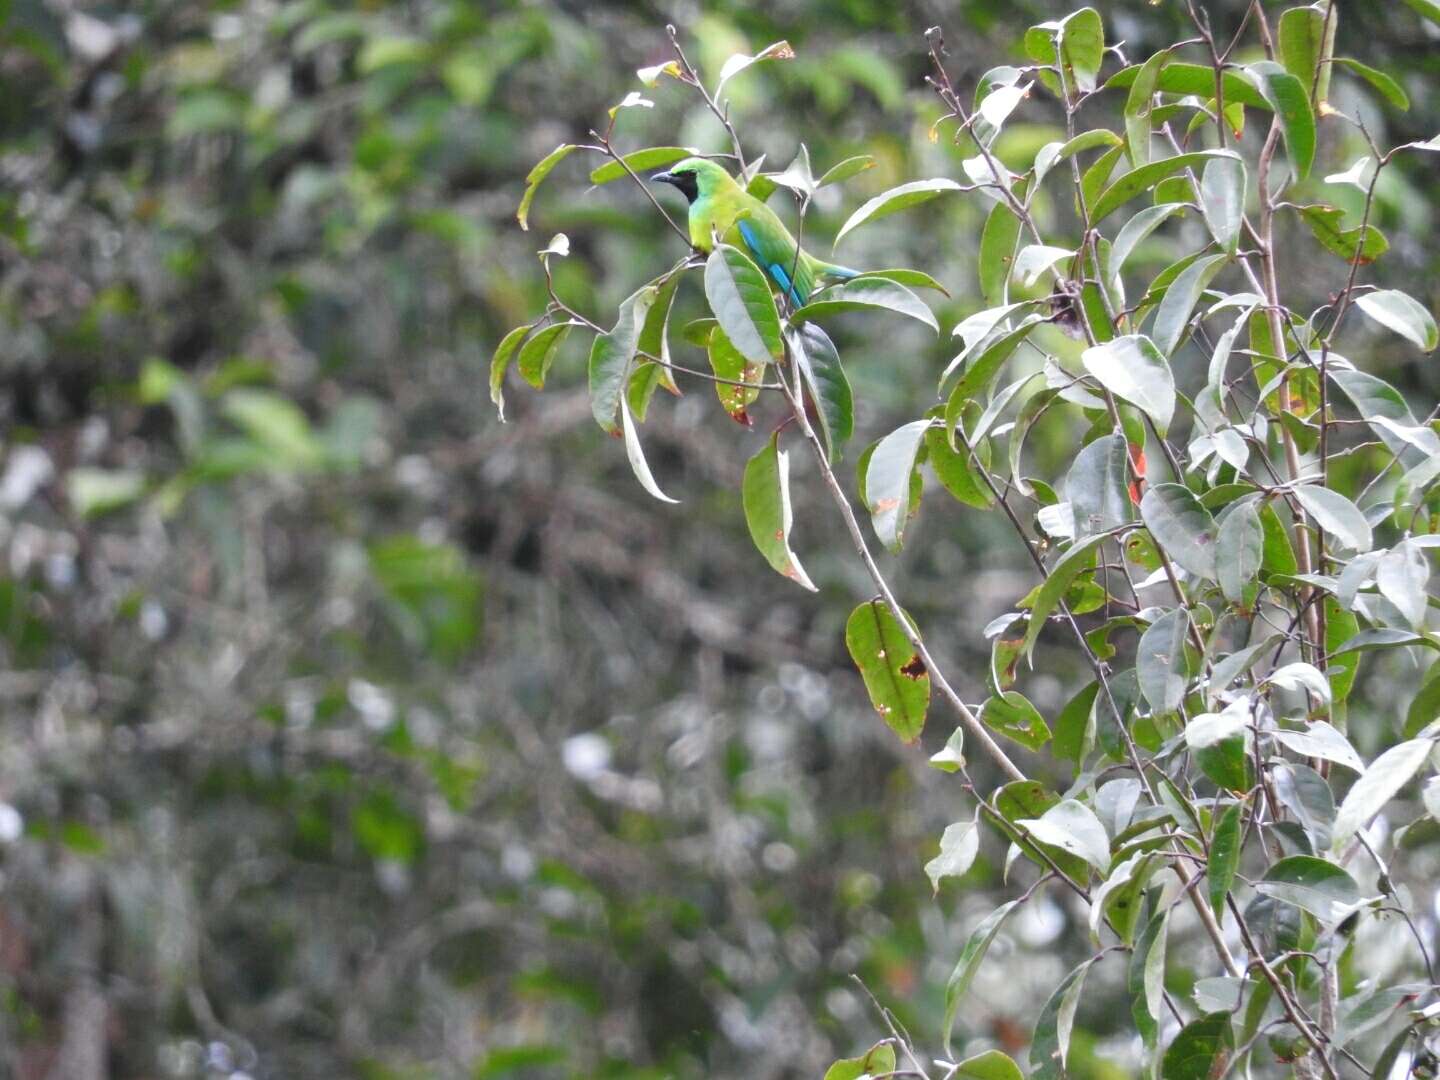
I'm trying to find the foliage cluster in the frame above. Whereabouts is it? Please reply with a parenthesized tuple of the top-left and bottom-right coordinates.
(502, 3, 1440, 1078)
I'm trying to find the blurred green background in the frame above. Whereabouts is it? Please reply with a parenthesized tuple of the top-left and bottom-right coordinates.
(2, 1, 1439, 1077)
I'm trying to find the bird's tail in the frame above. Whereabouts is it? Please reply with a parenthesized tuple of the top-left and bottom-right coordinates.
(813, 261, 860, 282)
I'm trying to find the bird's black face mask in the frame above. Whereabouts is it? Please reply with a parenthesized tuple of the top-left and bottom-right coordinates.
(651, 169, 699, 203)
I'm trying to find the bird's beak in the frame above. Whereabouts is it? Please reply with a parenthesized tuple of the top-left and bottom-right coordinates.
(650, 170, 679, 187)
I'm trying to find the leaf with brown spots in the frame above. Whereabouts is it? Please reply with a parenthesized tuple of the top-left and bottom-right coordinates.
(844, 599, 930, 742)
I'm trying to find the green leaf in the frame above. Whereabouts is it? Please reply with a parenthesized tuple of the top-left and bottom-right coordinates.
(1293, 485, 1372, 553)
(824, 1041, 897, 1080)
(1332, 738, 1434, 849)
(866, 420, 931, 551)
(1066, 433, 1132, 536)
(952, 1050, 1024, 1080)
(1278, 4, 1334, 104)
(1055, 682, 1100, 763)
(1208, 636, 1280, 707)
(1123, 48, 1169, 166)
(817, 154, 877, 187)
(1058, 8, 1105, 93)
(981, 690, 1052, 751)
(1129, 907, 1169, 1047)
(791, 278, 938, 333)
(1255, 854, 1360, 921)
(1247, 61, 1316, 180)
(517, 320, 577, 389)
(222, 389, 324, 469)
(742, 432, 816, 591)
(847, 268, 950, 294)
(845, 600, 930, 743)
(1162, 1013, 1235, 1080)
(588, 146, 698, 185)
(707, 327, 761, 426)
(517, 143, 575, 231)
(619, 398, 678, 504)
(1200, 155, 1246, 253)
(1137, 608, 1190, 714)
(1272, 721, 1364, 773)
(1022, 533, 1109, 658)
(1104, 63, 1269, 109)
(1090, 151, 1235, 224)
(943, 899, 1023, 1055)
(1030, 959, 1095, 1080)
(67, 468, 146, 517)
(588, 286, 658, 434)
(489, 325, 531, 421)
(1379, 539, 1430, 630)
(790, 324, 852, 462)
(1275, 764, 1336, 850)
(833, 178, 964, 247)
(1299, 204, 1388, 263)
(1217, 498, 1264, 604)
(1082, 334, 1175, 432)
(1017, 798, 1108, 872)
(925, 812, 981, 893)
(1333, 56, 1409, 110)
(979, 203, 1023, 304)
(927, 426, 993, 510)
(1405, 660, 1440, 738)
(1141, 484, 1218, 579)
(714, 39, 795, 98)
(1152, 253, 1228, 357)
(1356, 288, 1438, 351)
(1209, 803, 1243, 917)
(704, 245, 783, 365)
(1109, 203, 1188, 285)
(1034, 129, 1124, 185)
(1089, 850, 1152, 945)
(944, 315, 1044, 420)
(1187, 707, 1252, 792)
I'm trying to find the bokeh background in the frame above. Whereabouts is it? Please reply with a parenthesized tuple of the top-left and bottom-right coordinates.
(3, 1, 1440, 1077)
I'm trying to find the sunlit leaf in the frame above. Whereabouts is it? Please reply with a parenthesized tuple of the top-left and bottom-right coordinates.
(1152, 253, 1228, 357)
(704, 244, 783, 365)
(1082, 335, 1175, 433)
(790, 277, 938, 333)
(943, 899, 1024, 1055)
(1356, 288, 1438, 351)
(1089, 150, 1235, 223)
(865, 420, 931, 551)
(715, 40, 795, 98)
(517, 143, 575, 231)
(925, 811, 981, 893)
(1293, 484, 1372, 553)
(588, 146, 698, 185)
(1137, 608, 1190, 714)
(742, 432, 815, 590)
(1332, 738, 1434, 849)
(834, 178, 964, 247)
(1255, 855, 1361, 922)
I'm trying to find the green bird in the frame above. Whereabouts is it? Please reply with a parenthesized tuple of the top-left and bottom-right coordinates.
(651, 157, 859, 306)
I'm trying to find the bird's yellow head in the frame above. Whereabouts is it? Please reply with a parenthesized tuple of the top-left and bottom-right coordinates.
(650, 157, 733, 204)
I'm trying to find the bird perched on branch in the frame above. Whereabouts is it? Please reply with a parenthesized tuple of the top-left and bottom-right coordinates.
(651, 157, 859, 306)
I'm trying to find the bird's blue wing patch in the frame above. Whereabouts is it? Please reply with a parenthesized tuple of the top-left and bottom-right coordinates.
(737, 219, 804, 306)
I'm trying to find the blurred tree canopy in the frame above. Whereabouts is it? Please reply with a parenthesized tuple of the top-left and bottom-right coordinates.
(3, 1, 1440, 1078)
